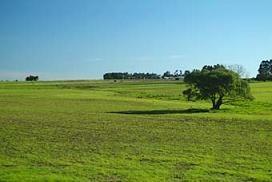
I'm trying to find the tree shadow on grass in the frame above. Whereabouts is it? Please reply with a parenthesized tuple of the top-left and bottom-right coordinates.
(110, 108, 210, 115)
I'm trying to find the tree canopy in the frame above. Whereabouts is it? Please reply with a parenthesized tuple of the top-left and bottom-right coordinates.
(183, 65, 253, 110)
(256, 60, 272, 81)
(25, 75, 39, 81)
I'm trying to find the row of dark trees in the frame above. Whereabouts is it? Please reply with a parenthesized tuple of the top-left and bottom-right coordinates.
(103, 70, 190, 80)
(103, 60, 272, 81)
(25, 75, 39, 81)
(161, 70, 190, 79)
(103, 72, 161, 80)
(20, 60, 272, 82)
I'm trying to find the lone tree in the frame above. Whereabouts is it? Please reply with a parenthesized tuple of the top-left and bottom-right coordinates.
(25, 75, 39, 81)
(183, 64, 253, 110)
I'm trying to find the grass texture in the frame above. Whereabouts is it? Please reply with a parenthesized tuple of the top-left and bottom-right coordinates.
(0, 80, 271, 181)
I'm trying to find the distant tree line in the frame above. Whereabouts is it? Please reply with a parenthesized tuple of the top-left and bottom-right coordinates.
(103, 72, 161, 80)
(103, 70, 190, 80)
(104, 60, 272, 81)
(20, 60, 272, 82)
(25, 75, 39, 81)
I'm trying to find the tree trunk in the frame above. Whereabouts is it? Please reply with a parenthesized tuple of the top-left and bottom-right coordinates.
(211, 96, 223, 110)
(212, 100, 216, 109)
(211, 97, 216, 109)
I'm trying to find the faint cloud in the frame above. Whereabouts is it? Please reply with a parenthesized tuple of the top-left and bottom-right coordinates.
(133, 56, 155, 61)
(84, 58, 104, 63)
(130, 54, 185, 61)
(93, 58, 103, 61)
(168, 54, 184, 59)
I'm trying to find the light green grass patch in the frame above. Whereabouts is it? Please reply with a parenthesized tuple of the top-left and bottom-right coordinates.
(0, 80, 271, 181)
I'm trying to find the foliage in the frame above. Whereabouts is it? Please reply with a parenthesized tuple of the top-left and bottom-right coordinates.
(256, 60, 272, 81)
(183, 65, 253, 109)
(103, 72, 161, 80)
(25, 75, 39, 81)
(162, 71, 172, 78)
(227, 64, 247, 78)
(162, 70, 186, 80)
(104, 70, 189, 80)
(183, 70, 191, 77)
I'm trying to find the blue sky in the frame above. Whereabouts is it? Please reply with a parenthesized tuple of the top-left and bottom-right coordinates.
(1, 0, 272, 80)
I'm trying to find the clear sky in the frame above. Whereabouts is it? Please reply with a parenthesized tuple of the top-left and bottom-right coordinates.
(1, 0, 272, 80)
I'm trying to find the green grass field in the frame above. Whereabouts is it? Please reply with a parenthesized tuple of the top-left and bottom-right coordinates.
(0, 80, 272, 181)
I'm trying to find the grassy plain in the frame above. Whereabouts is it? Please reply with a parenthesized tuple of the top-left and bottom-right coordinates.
(0, 80, 272, 181)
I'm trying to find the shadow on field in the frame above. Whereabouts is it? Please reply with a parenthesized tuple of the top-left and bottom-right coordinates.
(110, 108, 209, 115)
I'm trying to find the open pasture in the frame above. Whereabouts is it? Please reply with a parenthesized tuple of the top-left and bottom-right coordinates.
(0, 80, 271, 181)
